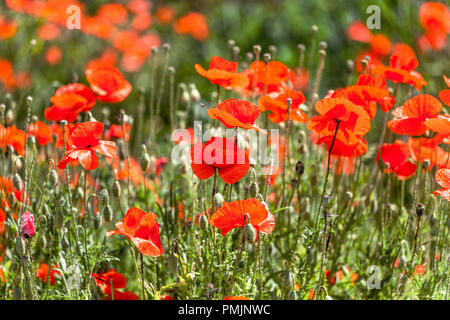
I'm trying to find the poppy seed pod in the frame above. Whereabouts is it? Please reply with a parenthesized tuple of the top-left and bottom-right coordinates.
(112, 180, 121, 198)
(200, 214, 209, 230)
(295, 160, 305, 177)
(49, 169, 58, 187)
(416, 203, 425, 217)
(13, 173, 23, 191)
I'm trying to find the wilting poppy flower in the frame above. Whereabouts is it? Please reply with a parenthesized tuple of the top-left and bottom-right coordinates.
(36, 263, 61, 285)
(377, 140, 417, 180)
(45, 83, 97, 122)
(307, 98, 371, 144)
(387, 94, 442, 136)
(439, 75, 450, 105)
(57, 121, 117, 171)
(210, 198, 275, 238)
(106, 207, 164, 257)
(195, 56, 249, 90)
(190, 137, 250, 185)
(258, 86, 308, 123)
(0, 124, 26, 155)
(28, 121, 53, 146)
(173, 12, 209, 40)
(407, 137, 449, 170)
(208, 98, 266, 134)
(433, 168, 450, 201)
(21, 211, 35, 239)
(85, 66, 132, 103)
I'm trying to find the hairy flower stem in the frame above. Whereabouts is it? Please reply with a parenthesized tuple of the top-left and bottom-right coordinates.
(140, 253, 146, 300)
(226, 229, 245, 296)
(280, 101, 291, 208)
(315, 120, 340, 228)
(257, 231, 263, 299)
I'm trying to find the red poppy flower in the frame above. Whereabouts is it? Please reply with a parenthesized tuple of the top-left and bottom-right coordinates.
(369, 34, 391, 57)
(241, 60, 290, 95)
(418, 2, 450, 51)
(0, 124, 26, 155)
(389, 44, 419, 72)
(36, 263, 61, 285)
(439, 75, 450, 105)
(190, 137, 250, 184)
(315, 135, 368, 158)
(97, 3, 128, 25)
(106, 207, 164, 257)
(92, 269, 127, 295)
(173, 12, 209, 40)
(433, 168, 450, 201)
(258, 86, 308, 123)
(28, 121, 53, 145)
(85, 66, 132, 103)
(155, 6, 174, 24)
(307, 98, 371, 144)
(57, 122, 117, 171)
(45, 45, 62, 65)
(426, 114, 450, 145)
(387, 94, 442, 136)
(208, 98, 266, 134)
(195, 56, 249, 90)
(210, 198, 275, 238)
(346, 21, 372, 42)
(407, 137, 449, 170)
(377, 140, 417, 180)
(38, 23, 60, 40)
(45, 83, 97, 122)
(104, 123, 131, 141)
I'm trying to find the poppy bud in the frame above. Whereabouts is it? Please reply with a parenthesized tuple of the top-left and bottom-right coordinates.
(26, 95, 33, 105)
(5, 108, 13, 124)
(244, 223, 256, 243)
(287, 290, 297, 300)
(99, 189, 109, 204)
(297, 43, 305, 54)
(21, 211, 36, 239)
(103, 205, 113, 222)
(189, 84, 201, 102)
(49, 169, 58, 187)
(256, 193, 264, 202)
(140, 152, 151, 172)
(214, 193, 224, 208)
(310, 164, 317, 186)
(246, 52, 254, 62)
(39, 232, 47, 249)
(346, 59, 354, 73)
(54, 210, 64, 229)
(15, 236, 23, 255)
(344, 191, 353, 203)
(0, 103, 5, 113)
(200, 214, 209, 230)
(295, 160, 305, 177)
(253, 45, 261, 59)
(319, 41, 327, 50)
(416, 203, 425, 217)
(422, 159, 430, 170)
(249, 182, 259, 198)
(263, 53, 271, 62)
(13, 173, 23, 191)
(8, 192, 15, 208)
(112, 180, 121, 198)
(249, 167, 257, 183)
(311, 24, 318, 34)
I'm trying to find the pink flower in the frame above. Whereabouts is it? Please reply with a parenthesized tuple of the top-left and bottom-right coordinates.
(21, 211, 36, 239)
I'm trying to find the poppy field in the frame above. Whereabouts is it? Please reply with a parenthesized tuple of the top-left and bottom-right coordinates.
(0, 0, 449, 301)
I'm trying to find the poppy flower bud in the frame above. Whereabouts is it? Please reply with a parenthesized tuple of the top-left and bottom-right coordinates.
(344, 191, 353, 203)
(26, 95, 33, 106)
(102, 205, 113, 222)
(140, 152, 151, 172)
(416, 203, 425, 217)
(263, 53, 271, 62)
(311, 24, 318, 34)
(253, 45, 261, 59)
(244, 222, 256, 243)
(249, 167, 257, 183)
(21, 211, 36, 239)
(99, 189, 109, 204)
(346, 59, 354, 73)
(422, 159, 430, 170)
(232, 46, 240, 60)
(189, 83, 201, 102)
(295, 160, 305, 177)
(249, 182, 259, 198)
(256, 193, 264, 202)
(15, 236, 23, 254)
(319, 41, 327, 50)
(39, 232, 47, 248)
(112, 180, 121, 198)
(310, 164, 317, 186)
(54, 210, 64, 229)
(246, 52, 254, 62)
(49, 169, 58, 187)
(200, 214, 209, 230)
(0, 103, 5, 113)
(13, 173, 23, 191)
(287, 290, 297, 300)
(214, 193, 224, 208)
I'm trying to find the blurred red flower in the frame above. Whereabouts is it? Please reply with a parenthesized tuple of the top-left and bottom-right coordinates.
(195, 56, 249, 90)
(85, 66, 132, 103)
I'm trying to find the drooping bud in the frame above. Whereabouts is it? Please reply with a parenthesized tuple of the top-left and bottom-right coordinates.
(140, 149, 151, 172)
(243, 216, 256, 243)
(99, 189, 109, 204)
(189, 83, 201, 102)
(49, 169, 58, 187)
(13, 173, 23, 191)
(21, 211, 36, 239)
(295, 160, 304, 177)
(249, 182, 259, 198)
(102, 205, 113, 222)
